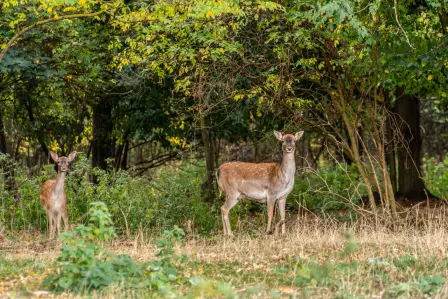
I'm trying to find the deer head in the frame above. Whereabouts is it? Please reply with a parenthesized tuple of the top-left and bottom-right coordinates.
(50, 151, 77, 173)
(274, 130, 304, 153)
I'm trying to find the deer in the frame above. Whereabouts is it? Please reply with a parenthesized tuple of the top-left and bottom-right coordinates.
(216, 131, 304, 236)
(40, 151, 77, 239)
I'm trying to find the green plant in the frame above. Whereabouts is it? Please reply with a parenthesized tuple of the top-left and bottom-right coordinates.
(43, 204, 198, 295)
(423, 157, 448, 199)
(2, 156, 218, 235)
(417, 275, 445, 295)
(291, 164, 366, 218)
(43, 201, 140, 292)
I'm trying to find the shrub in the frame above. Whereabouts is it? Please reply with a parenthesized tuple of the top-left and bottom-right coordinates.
(2, 155, 217, 234)
(43, 201, 191, 295)
(290, 164, 366, 218)
(42, 202, 139, 292)
(423, 156, 448, 199)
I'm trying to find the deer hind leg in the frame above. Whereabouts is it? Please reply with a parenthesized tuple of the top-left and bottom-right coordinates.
(266, 197, 275, 234)
(278, 197, 287, 235)
(221, 192, 239, 236)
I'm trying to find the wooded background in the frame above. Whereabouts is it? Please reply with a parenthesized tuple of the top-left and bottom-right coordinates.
(1, 0, 447, 225)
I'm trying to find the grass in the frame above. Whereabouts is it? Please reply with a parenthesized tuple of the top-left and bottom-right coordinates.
(2, 214, 448, 298)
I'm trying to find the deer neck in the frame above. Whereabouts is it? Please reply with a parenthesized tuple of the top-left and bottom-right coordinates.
(53, 171, 66, 198)
(279, 152, 296, 178)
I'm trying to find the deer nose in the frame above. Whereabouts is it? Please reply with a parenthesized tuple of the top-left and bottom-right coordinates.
(286, 147, 293, 152)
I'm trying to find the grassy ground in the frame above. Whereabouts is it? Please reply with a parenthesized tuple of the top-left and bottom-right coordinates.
(2, 214, 448, 298)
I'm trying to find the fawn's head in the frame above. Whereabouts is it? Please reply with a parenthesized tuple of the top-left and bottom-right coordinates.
(50, 151, 77, 173)
(274, 131, 304, 154)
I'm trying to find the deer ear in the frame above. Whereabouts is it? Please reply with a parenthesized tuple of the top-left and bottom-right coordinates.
(273, 130, 283, 141)
(68, 151, 77, 162)
(50, 151, 59, 162)
(294, 131, 304, 141)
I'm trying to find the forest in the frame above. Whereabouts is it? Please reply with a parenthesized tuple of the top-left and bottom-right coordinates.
(1, 0, 448, 297)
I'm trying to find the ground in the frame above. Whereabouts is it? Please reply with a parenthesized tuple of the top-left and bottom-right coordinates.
(2, 212, 448, 298)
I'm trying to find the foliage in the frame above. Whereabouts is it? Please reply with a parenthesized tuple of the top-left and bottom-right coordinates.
(42, 202, 187, 294)
(291, 164, 366, 217)
(0, 157, 217, 234)
(42, 201, 135, 292)
(41, 202, 233, 296)
(423, 156, 448, 199)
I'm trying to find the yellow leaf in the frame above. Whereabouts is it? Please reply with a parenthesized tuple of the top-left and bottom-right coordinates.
(206, 11, 215, 18)
(79, 0, 85, 5)
(428, 75, 433, 81)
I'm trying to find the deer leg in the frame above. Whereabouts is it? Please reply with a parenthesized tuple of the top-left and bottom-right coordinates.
(55, 212, 62, 237)
(46, 210, 52, 238)
(278, 197, 287, 235)
(266, 197, 275, 234)
(49, 213, 56, 240)
(63, 209, 69, 232)
(221, 193, 239, 236)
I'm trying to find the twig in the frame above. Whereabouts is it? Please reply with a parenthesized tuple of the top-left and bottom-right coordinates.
(393, 0, 415, 50)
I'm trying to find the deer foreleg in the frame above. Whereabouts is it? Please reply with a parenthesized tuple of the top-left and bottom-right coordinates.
(55, 212, 62, 237)
(266, 198, 275, 234)
(49, 213, 56, 239)
(278, 197, 287, 235)
(63, 209, 69, 232)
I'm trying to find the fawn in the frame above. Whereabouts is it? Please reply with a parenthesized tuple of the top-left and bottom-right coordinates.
(40, 151, 76, 239)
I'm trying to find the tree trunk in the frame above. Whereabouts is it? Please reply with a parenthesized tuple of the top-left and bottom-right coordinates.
(18, 82, 49, 158)
(200, 112, 215, 204)
(0, 108, 8, 154)
(114, 143, 124, 171)
(395, 89, 430, 201)
(92, 98, 115, 174)
(135, 143, 143, 164)
(121, 140, 129, 170)
(0, 108, 19, 228)
(214, 138, 220, 168)
(384, 91, 397, 194)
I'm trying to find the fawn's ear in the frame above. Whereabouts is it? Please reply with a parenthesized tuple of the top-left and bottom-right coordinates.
(274, 130, 283, 141)
(294, 131, 304, 141)
(50, 151, 59, 162)
(68, 151, 77, 162)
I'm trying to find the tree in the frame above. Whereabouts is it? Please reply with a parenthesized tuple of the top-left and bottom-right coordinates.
(0, 0, 120, 62)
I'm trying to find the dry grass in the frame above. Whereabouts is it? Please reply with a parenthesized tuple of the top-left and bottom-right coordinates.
(2, 210, 448, 298)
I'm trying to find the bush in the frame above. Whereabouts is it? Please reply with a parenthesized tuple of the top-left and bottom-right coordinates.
(290, 164, 366, 218)
(42, 202, 138, 292)
(1, 155, 217, 234)
(43, 201, 190, 295)
(423, 156, 448, 200)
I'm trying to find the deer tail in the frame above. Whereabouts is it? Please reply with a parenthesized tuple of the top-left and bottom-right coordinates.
(216, 168, 223, 195)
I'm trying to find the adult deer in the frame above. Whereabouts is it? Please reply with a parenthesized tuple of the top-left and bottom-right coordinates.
(217, 131, 303, 236)
(40, 151, 76, 239)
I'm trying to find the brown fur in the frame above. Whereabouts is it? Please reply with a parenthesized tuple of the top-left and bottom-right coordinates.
(40, 180, 67, 211)
(40, 151, 76, 239)
(217, 131, 304, 236)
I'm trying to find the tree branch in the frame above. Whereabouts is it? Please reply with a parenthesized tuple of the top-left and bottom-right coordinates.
(0, 9, 109, 62)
